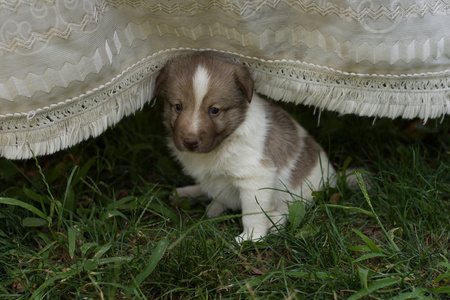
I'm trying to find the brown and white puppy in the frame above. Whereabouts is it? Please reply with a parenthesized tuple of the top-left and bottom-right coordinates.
(154, 53, 337, 242)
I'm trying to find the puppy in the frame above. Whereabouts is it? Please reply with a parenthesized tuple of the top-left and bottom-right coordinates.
(154, 53, 339, 242)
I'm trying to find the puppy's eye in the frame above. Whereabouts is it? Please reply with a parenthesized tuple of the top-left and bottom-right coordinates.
(175, 104, 182, 112)
(210, 107, 220, 115)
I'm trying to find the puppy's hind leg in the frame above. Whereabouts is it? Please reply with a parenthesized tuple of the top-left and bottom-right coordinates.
(206, 201, 226, 218)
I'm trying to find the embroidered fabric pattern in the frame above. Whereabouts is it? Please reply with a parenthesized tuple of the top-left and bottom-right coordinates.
(104, 0, 450, 21)
(0, 0, 449, 159)
(0, 0, 106, 54)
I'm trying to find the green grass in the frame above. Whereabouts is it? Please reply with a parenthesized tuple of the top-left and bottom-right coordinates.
(1, 100, 449, 299)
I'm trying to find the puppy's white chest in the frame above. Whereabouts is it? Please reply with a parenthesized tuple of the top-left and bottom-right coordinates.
(176, 141, 264, 182)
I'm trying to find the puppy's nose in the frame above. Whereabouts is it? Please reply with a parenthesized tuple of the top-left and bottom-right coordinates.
(183, 137, 200, 150)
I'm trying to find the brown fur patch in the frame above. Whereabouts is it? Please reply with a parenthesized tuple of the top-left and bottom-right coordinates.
(262, 101, 322, 187)
(289, 135, 321, 187)
(263, 102, 301, 169)
(154, 54, 254, 153)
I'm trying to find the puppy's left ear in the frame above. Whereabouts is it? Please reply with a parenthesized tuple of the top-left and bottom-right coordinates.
(234, 65, 254, 103)
(153, 66, 169, 98)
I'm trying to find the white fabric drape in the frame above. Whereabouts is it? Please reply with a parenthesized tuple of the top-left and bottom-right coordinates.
(1, 0, 449, 159)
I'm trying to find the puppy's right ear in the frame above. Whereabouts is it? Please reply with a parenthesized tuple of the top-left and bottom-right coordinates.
(153, 66, 168, 98)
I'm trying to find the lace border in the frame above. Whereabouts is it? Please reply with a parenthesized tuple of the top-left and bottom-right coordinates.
(0, 48, 449, 159)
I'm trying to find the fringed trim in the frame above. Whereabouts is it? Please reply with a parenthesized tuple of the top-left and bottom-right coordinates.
(0, 76, 154, 160)
(253, 71, 450, 121)
(0, 48, 449, 160)
(237, 56, 450, 122)
(0, 48, 173, 160)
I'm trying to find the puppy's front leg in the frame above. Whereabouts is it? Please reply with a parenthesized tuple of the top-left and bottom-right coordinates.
(172, 185, 204, 205)
(176, 185, 203, 198)
(236, 187, 274, 242)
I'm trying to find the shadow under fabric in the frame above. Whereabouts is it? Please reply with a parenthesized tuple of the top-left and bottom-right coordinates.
(0, 0, 449, 159)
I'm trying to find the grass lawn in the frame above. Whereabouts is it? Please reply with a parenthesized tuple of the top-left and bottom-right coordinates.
(1, 99, 449, 299)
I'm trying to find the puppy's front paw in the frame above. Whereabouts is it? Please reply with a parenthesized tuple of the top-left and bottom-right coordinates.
(235, 229, 266, 243)
(171, 185, 204, 205)
(176, 185, 203, 198)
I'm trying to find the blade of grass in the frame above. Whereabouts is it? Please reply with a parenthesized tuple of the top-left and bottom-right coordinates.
(0, 197, 49, 222)
(68, 226, 76, 259)
(358, 267, 370, 289)
(93, 243, 112, 260)
(354, 252, 387, 263)
(58, 166, 78, 229)
(356, 173, 400, 252)
(288, 201, 306, 229)
(22, 186, 51, 206)
(352, 228, 383, 254)
(320, 204, 376, 217)
(22, 217, 48, 227)
(30, 268, 78, 299)
(348, 277, 401, 300)
(126, 237, 169, 296)
(29, 145, 58, 220)
(390, 291, 428, 300)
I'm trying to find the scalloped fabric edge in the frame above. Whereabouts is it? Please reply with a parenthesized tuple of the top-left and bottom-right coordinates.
(0, 48, 449, 160)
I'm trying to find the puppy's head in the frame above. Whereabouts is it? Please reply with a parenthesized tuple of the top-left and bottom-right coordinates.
(153, 54, 254, 153)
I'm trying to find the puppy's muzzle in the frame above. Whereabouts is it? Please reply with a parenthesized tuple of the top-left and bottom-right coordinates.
(182, 137, 200, 151)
